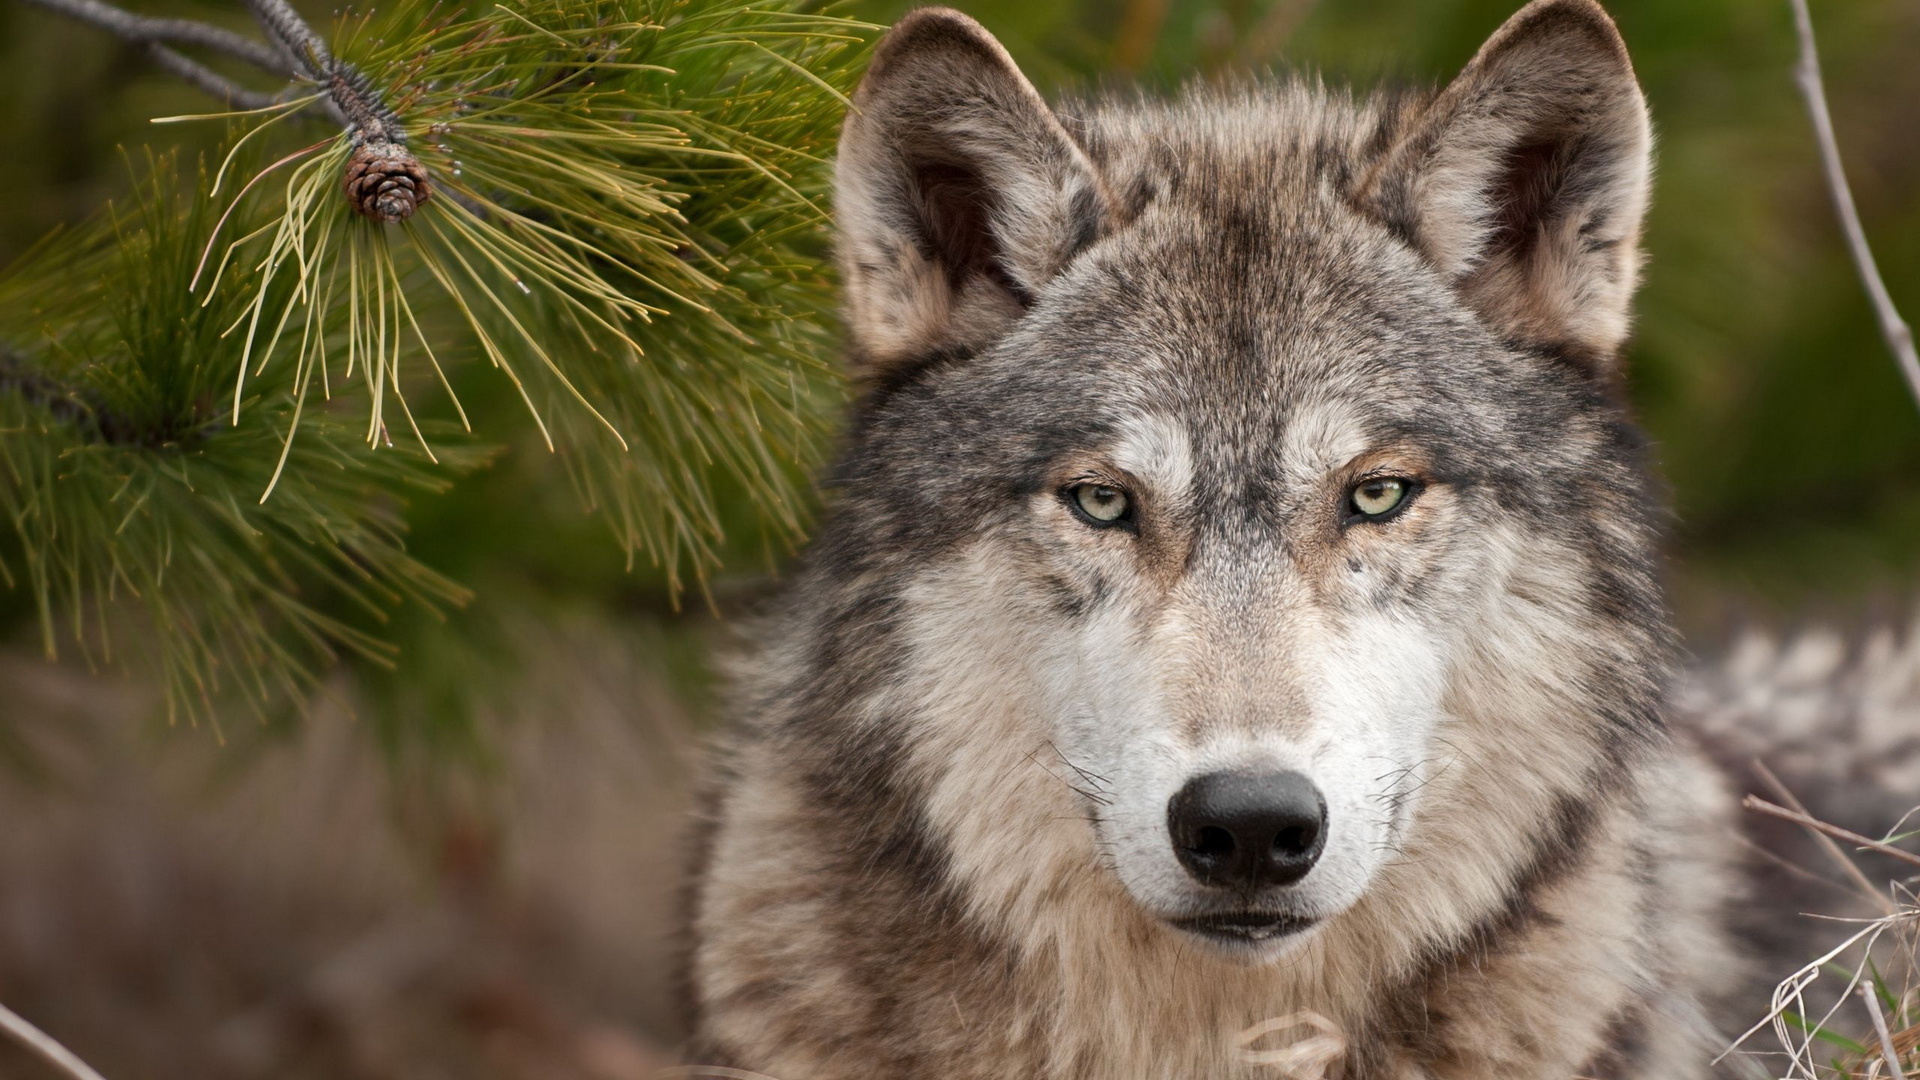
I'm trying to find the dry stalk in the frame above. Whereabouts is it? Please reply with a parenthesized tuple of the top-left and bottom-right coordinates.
(0, 1001, 110, 1080)
(1744, 796, 1920, 874)
(1862, 983, 1911, 1080)
(1755, 760, 1903, 915)
(1723, 796, 1920, 1079)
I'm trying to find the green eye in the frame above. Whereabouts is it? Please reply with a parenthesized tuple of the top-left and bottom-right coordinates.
(1070, 483, 1131, 526)
(1350, 478, 1410, 519)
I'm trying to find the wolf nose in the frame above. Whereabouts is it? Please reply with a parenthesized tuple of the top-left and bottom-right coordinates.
(1167, 770, 1327, 889)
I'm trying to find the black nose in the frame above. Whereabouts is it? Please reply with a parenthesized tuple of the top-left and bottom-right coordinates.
(1167, 769, 1327, 889)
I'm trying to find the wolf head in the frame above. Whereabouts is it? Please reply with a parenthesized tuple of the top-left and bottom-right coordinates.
(791, 0, 1673, 963)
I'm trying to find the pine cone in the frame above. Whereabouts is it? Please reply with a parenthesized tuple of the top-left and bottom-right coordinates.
(343, 140, 432, 224)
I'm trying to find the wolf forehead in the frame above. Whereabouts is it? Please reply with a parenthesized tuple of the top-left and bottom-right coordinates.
(842, 99, 1619, 502)
(867, 85, 1494, 382)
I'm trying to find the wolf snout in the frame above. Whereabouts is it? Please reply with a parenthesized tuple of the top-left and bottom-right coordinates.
(1167, 769, 1328, 890)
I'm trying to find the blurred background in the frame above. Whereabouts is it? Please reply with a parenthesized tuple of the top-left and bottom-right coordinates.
(0, 0, 1916, 1076)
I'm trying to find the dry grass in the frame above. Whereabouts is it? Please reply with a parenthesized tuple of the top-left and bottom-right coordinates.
(1724, 796, 1920, 1080)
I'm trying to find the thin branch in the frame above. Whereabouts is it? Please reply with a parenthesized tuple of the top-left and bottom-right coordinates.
(19, 0, 289, 74)
(0, 345, 94, 429)
(142, 42, 283, 110)
(1744, 795, 1920, 873)
(1789, 0, 1920, 412)
(1, 344, 194, 447)
(0, 1001, 111, 1080)
(17, 0, 287, 109)
(245, 0, 331, 80)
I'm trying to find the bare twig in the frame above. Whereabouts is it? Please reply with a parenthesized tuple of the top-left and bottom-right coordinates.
(141, 42, 283, 110)
(1754, 759, 1899, 914)
(1744, 795, 1920, 872)
(244, 0, 331, 80)
(1863, 983, 1911, 1080)
(0, 1001, 110, 1080)
(16, 0, 286, 109)
(1788, 0, 1920, 412)
(17, 0, 422, 213)
(19, 0, 288, 73)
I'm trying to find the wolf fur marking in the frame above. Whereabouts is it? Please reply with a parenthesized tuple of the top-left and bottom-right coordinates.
(688, 1, 1751, 1076)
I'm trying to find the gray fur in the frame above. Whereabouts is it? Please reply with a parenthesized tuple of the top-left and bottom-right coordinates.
(684, 2, 1899, 1076)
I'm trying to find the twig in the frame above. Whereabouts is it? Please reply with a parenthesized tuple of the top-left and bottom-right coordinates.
(1863, 983, 1910, 1080)
(141, 42, 283, 110)
(16, 0, 286, 109)
(1, 345, 203, 447)
(18, 0, 424, 214)
(244, 0, 331, 80)
(237, 0, 406, 153)
(1788, 0, 1920, 412)
(0, 1001, 110, 1080)
(1754, 759, 1898, 914)
(1744, 795, 1920, 872)
(18, 0, 288, 74)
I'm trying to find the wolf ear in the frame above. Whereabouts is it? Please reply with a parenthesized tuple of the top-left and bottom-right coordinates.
(1357, 0, 1651, 374)
(836, 8, 1112, 376)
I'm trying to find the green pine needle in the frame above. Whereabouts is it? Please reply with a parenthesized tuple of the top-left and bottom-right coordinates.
(0, 153, 487, 729)
(188, 0, 874, 585)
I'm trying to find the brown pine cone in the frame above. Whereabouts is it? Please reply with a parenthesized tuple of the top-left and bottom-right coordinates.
(343, 140, 432, 223)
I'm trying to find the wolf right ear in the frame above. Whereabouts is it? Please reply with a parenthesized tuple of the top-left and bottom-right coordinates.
(1356, 0, 1652, 375)
(836, 8, 1112, 377)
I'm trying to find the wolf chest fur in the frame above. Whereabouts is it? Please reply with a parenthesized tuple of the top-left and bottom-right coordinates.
(687, 2, 1753, 1076)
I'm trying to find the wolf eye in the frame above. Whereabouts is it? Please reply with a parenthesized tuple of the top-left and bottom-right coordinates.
(1348, 478, 1411, 520)
(1067, 483, 1132, 527)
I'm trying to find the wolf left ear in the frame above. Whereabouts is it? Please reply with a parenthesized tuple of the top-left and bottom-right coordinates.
(835, 8, 1113, 377)
(1357, 0, 1651, 374)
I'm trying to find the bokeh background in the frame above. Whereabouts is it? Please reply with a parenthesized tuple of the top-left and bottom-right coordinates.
(0, 0, 1916, 1076)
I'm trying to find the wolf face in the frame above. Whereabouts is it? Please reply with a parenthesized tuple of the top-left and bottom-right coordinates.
(691, 4, 1735, 1077)
(819, 0, 1663, 957)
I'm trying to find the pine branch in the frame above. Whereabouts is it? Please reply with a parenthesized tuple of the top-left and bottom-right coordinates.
(245, 0, 328, 78)
(0, 345, 179, 446)
(17, 0, 417, 193)
(2, 3, 877, 729)
(1788, 0, 1920, 412)
(0, 345, 93, 431)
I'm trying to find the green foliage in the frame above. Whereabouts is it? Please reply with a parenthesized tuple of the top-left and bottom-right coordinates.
(0, 155, 481, 726)
(0, 0, 875, 730)
(201, 0, 869, 582)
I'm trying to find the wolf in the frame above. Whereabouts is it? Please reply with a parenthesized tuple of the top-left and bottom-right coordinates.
(684, 2, 1901, 1076)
